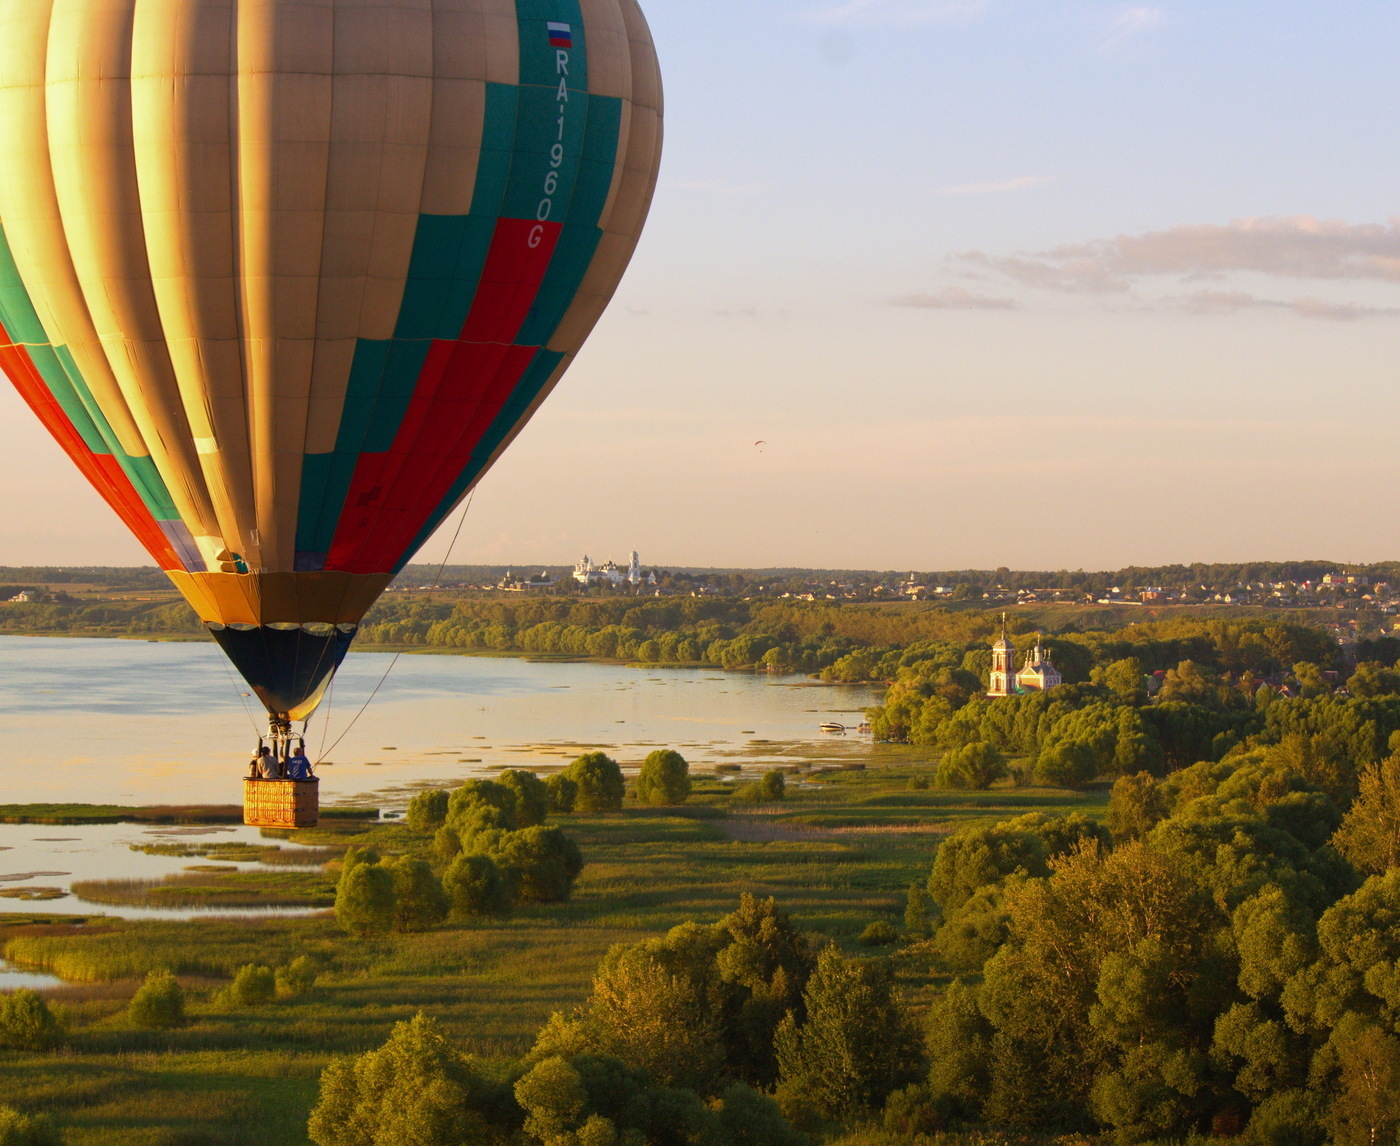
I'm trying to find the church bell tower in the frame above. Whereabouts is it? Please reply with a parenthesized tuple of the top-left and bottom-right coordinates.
(988, 614, 1015, 698)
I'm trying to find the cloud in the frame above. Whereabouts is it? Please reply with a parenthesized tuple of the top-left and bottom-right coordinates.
(1172, 290, 1398, 321)
(960, 249, 1132, 294)
(808, 0, 1000, 26)
(963, 216, 1400, 293)
(1103, 6, 1163, 48)
(940, 175, 1057, 195)
(891, 287, 1018, 310)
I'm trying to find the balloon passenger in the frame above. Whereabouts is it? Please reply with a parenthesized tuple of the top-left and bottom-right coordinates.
(257, 748, 279, 780)
(286, 750, 312, 781)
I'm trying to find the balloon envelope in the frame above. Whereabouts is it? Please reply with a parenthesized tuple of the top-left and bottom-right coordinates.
(0, 0, 662, 718)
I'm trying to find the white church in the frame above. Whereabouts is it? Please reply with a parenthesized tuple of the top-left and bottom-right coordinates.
(572, 551, 655, 588)
(987, 621, 1062, 698)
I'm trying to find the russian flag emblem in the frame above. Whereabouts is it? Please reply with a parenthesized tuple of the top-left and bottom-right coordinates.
(547, 22, 573, 48)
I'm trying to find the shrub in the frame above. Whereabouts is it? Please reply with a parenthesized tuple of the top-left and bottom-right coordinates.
(546, 773, 578, 814)
(334, 860, 395, 937)
(127, 969, 184, 1029)
(0, 1107, 60, 1146)
(491, 826, 585, 903)
(0, 990, 59, 1051)
(883, 1083, 951, 1137)
(498, 769, 551, 827)
(734, 771, 786, 804)
(636, 749, 691, 806)
(405, 788, 449, 834)
(443, 853, 514, 919)
(564, 752, 625, 812)
(388, 856, 448, 932)
(908, 774, 930, 790)
(859, 921, 898, 947)
(276, 955, 319, 997)
(936, 741, 1006, 790)
(228, 964, 276, 1006)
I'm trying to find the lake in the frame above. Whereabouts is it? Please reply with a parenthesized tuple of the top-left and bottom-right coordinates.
(0, 635, 882, 809)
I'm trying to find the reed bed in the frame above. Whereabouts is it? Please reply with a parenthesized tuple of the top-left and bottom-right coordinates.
(69, 870, 333, 909)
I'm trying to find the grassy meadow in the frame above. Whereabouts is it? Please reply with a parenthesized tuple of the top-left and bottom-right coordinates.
(0, 760, 1105, 1145)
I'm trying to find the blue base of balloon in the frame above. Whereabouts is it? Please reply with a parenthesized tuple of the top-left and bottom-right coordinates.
(207, 623, 355, 719)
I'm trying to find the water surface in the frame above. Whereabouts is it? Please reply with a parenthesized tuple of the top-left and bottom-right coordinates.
(0, 636, 880, 808)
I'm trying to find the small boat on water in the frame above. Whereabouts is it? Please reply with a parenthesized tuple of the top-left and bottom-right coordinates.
(819, 722, 845, 733)
(857, 722, 872, 734)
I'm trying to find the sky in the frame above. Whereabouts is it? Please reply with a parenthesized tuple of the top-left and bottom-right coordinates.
(4, 0, 1400, 571)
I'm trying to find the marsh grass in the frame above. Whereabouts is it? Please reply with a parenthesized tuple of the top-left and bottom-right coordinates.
(69, 869, 334, 909)
(0, 765, 1104, 1144)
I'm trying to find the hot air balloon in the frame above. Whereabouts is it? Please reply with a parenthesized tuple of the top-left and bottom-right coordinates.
(0, 0, 662, 825)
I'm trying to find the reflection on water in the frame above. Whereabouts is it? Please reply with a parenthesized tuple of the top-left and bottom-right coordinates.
(0, 822, 325, 921)
(0, 636, 881, 807)
(0, 959, 62, 991)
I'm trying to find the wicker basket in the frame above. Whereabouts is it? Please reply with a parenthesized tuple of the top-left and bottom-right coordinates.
(243, 778, 319, 828)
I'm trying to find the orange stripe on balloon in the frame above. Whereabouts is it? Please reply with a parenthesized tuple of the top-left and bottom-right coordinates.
(0, 324, 182, 571)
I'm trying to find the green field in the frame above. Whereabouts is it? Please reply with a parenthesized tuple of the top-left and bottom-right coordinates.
(0, 765, 1100, 1144)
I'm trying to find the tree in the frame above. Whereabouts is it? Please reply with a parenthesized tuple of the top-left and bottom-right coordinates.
(1332, 755, 1400, 875)
(714, 894, 816, 1088)
(774, 948, 922, 1118)
(497, 769, 550, 827)
(636, 749, 691, 806)
(760, 770, 786, 801)
(492, 826, 585, 903)
(903, 883, 932, 938)
(443, 853, 514, 919)
(925, 980, 993, 1117)
(388, 857, 448, 932)
(1107, 772, 1167, 842)
(446, 779, 519, 838)
(0, 1107, 60, 1146)
(405, 788, 448, 834)
(1035, 738, 1098, 788)
(932, 882, 1010, 975)
(564, 752, 625, 812)
(1327, 1025, 1400, 1146)
(928, 821, 1047, 913)
(1097, 656, 1148, 705)
(585, 927, 730, 1092)
(705, 1083, 806, 1146)
(0, 990, 59, 1051)
(308, 1014, 500, 1146)
(128, 969, 184, 1028)
(936, 741, 1006, 790)
(335, 861, 395, 937)
(546, 773, 578, 814)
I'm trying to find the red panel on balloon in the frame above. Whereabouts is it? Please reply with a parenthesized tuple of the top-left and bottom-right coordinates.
(459, 219, 563, 344)
(325, 340, 539, 573)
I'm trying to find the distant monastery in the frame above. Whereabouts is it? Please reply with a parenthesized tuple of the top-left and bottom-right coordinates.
(573, 551, 655, 588)
(988, 622, 1062, 697)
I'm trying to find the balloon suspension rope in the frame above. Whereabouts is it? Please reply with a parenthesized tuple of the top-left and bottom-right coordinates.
(220, 656, 264, 737)
(314, 490, 475, 765)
